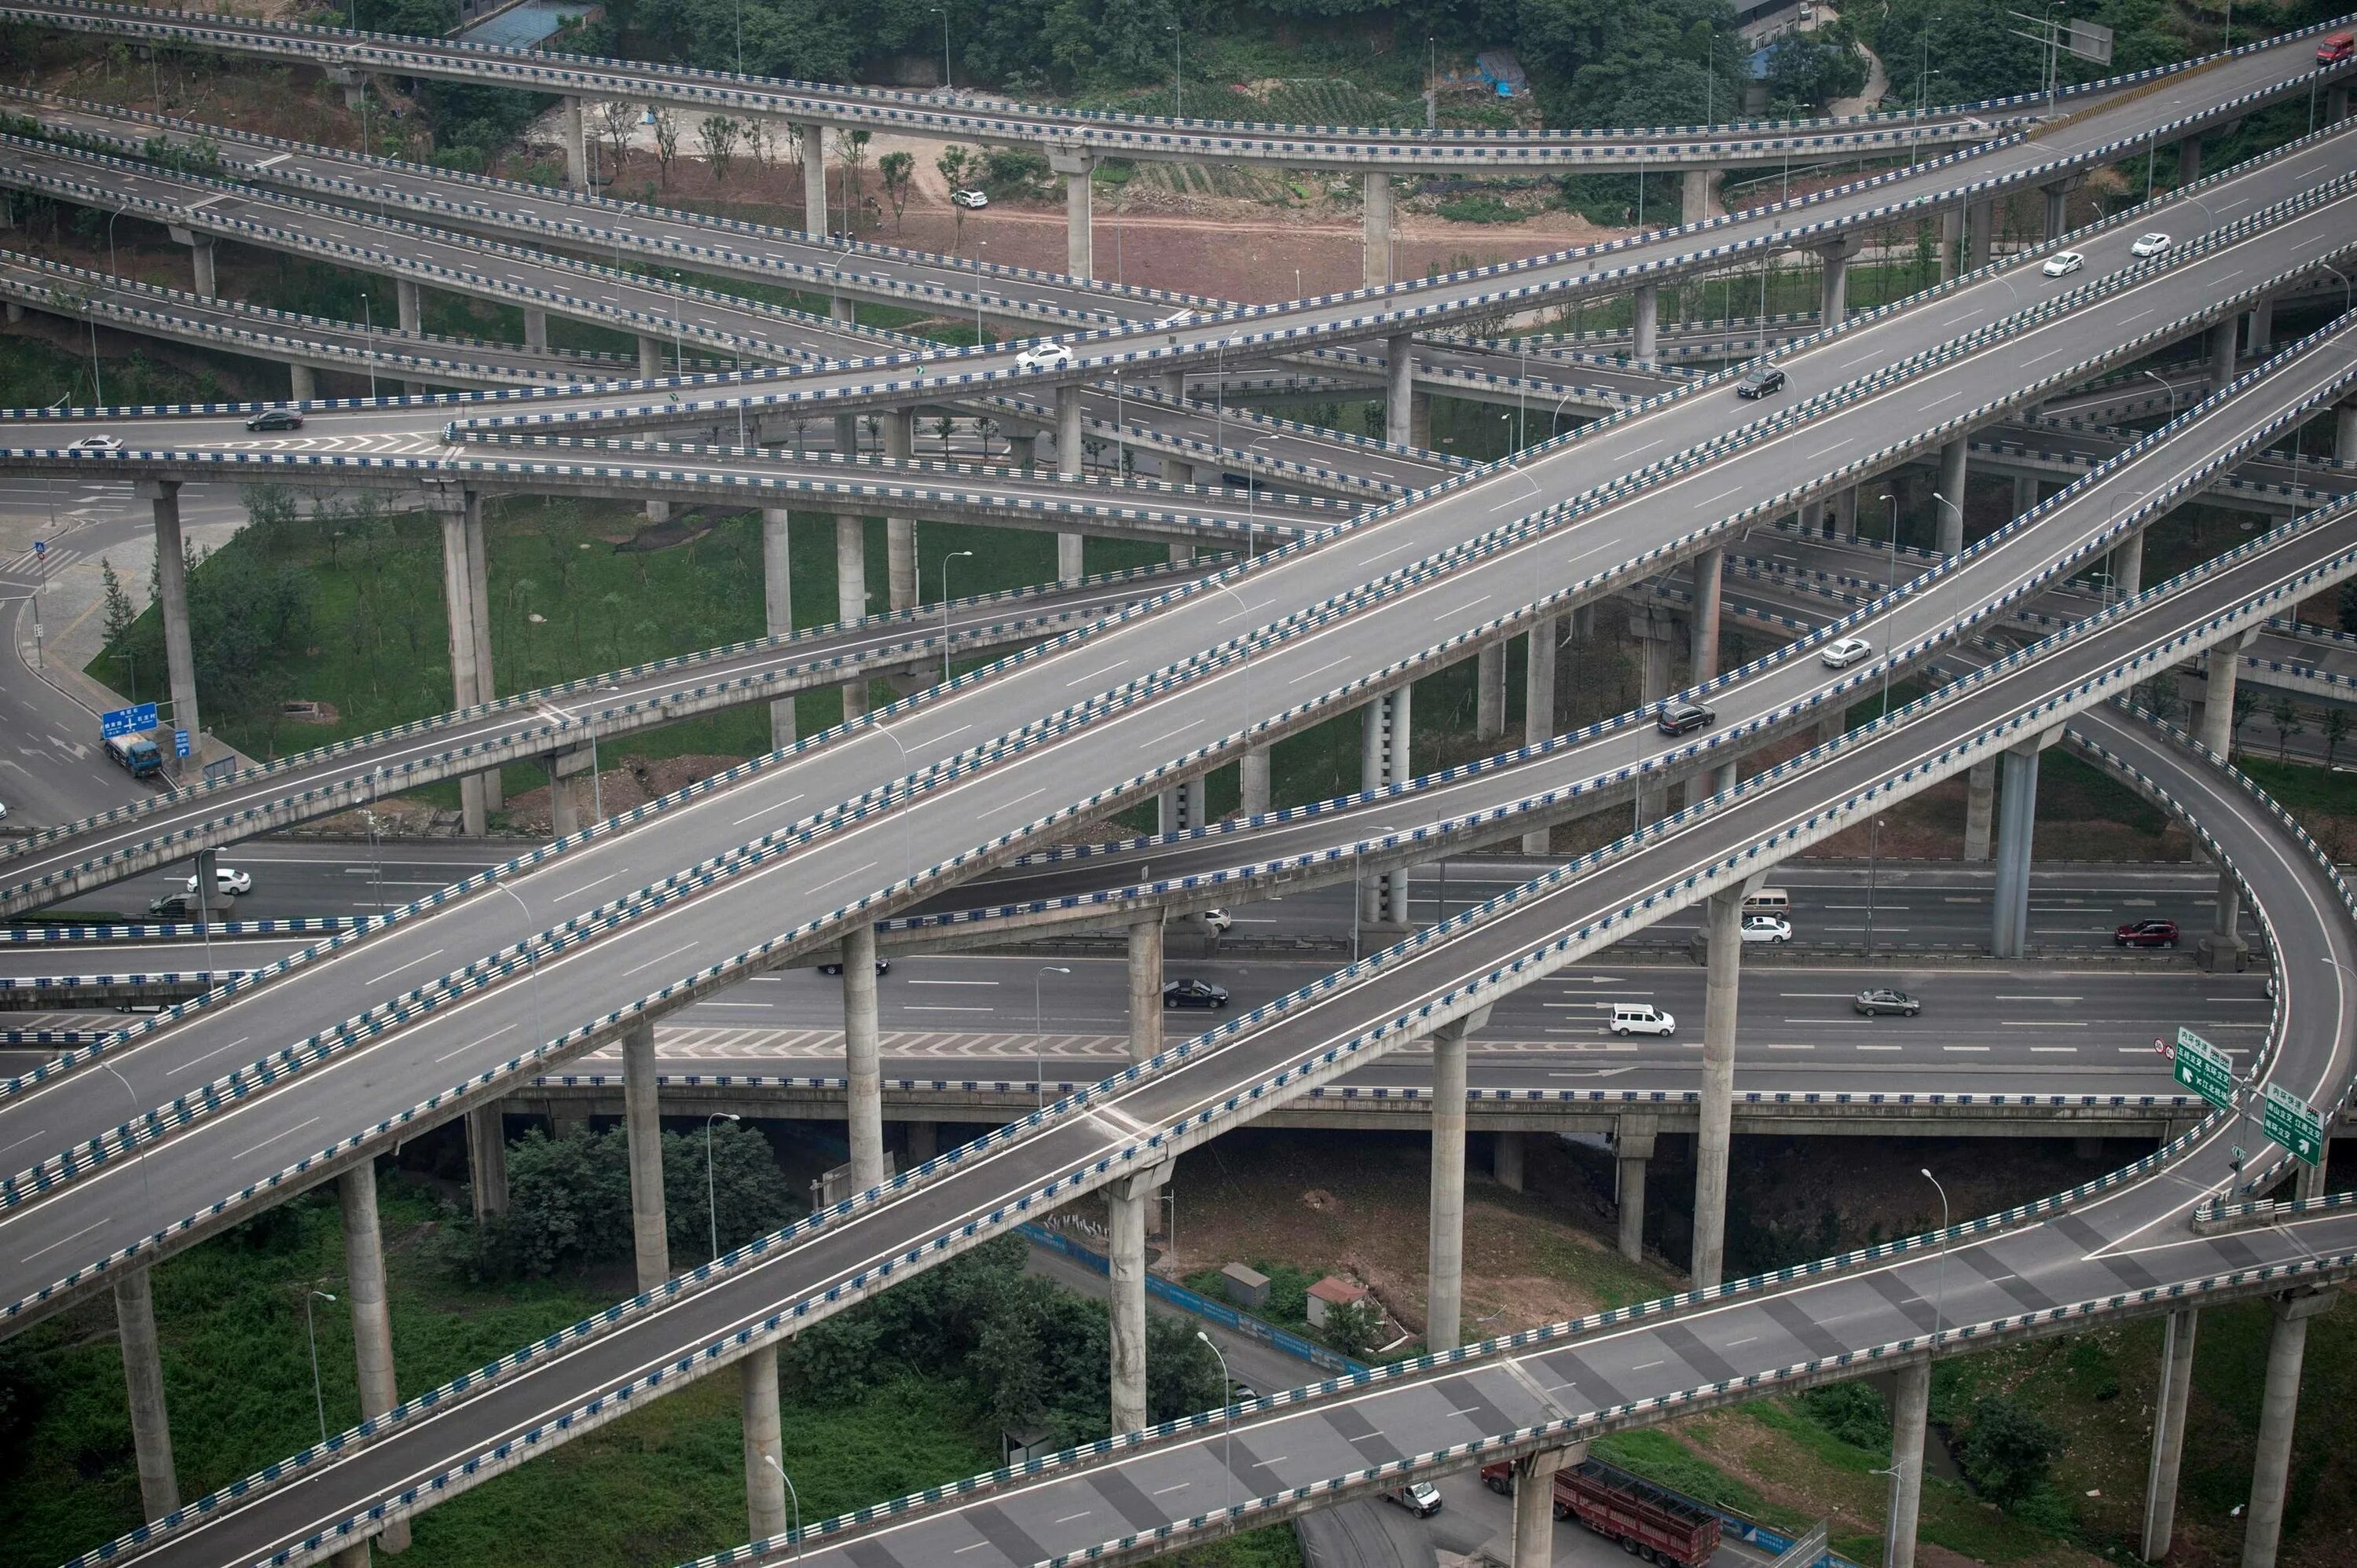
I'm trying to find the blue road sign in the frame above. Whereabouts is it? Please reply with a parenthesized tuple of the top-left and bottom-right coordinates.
(173, 729, 192, 758)
(101, 702, 159, 738)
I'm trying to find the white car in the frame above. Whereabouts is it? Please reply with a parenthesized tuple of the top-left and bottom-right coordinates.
(1200, 907, 1233, 934)
(67, 434, 122, 452)
(949, 188, 988, 209)
(1610, 1002, 1676, 1036)
(1014, 343, 1072, 372)
(185, 866, 254, 897)
(1741, 914, 1793, 943)
(2041, 251, 2085, 279)
(1820, 635, 1873, 669)
(2130, 233, 2172, 258)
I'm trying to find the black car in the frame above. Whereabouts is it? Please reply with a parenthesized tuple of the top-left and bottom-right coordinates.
(1162, 977, 1230, 1009)
(1657, 702, 1716, 736)
(1853, 988, 1921, 1017)
(818, 958, 892, 976)
(244, 408, 304, 431)
(1736, 365, 1787, 400)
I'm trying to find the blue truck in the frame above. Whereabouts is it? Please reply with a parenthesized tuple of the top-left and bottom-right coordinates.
(104, 733, 163, 778)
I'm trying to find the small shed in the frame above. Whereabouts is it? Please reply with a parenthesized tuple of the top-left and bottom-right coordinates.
(1474, 49, 1527, 97)
(1306, 1275, 1370, 1329)
(1221, 1262, 1271, 1310)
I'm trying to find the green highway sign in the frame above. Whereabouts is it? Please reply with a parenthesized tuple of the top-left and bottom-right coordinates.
(2172, 1027, 2239, 1111)
(2261, 1083, 2326, 1167)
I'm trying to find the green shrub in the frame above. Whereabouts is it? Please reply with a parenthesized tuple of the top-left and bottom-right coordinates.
(1956, 1395, 2064, 1504)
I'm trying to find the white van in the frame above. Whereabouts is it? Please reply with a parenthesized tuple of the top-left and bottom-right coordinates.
(1742, 887, 1791, 917)
(1610, 1003, 1676, 1036)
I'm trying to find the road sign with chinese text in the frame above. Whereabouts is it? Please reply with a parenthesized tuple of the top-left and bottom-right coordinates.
(2172, 1027, 2238, 1111)
(2261, 1083, 2326, 1167)
(100, 702, 157, 738)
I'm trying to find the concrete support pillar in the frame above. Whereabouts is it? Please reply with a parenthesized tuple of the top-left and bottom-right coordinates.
(2179, 135, 2201, 185)
(1689, 548, 1723, 683)
(2245, 295, 2274, 357)
(1631, 283, 1658, 368)
(339, 1162, 409, 1552)
(1887, 1360, 1932, 1568)
(1424, 1020, 1469, 1350)
(1939, 207, 1963, 284)
(1493, 1130, 1525, 1192)
(1362, 172, 1392, 290)
(906, 1121, 939, 1164)
(1360, 686, 1413, 925)
(1158, 778, 1208, 835)
(638, 334, 664, 380)
(544, 752, 579, 837)
(1967, 198, 1994, 269)
(1238, 747, 1272, 816)
(2242, 1293, 2333, 1568)
(797, 122, 827, 236)
(2142, 1308, 2198, 1563)
(1990, 739, 2042, 958)
(462, 495, 499, 814)
(2335, 400, 2357, 463)
(1475, 642, 1507, 742)
(1510, 1443, 1585, 1568)
(2200, 638, 2248, 757)
(143, 480, 201, 773)
(1935, 439, 1967, 555)
(1384, 332, 1415, 447)
(522, 306, 548, 351)
(331, 1544, 369, 1568)
(1615, 1120, 1656, 1264)
(1834, 485, 1860, 540)
(2210, 319, 2238, 387)
(2201, 869, 2249, 974)
(622, 1019, 669, 1294)
(1690, 888, 1744, 1288)
(841, 924, 885, 1188)
(1680, 167, 1717, 226)
(761, 509, 797, 749)
(2013, 473, 2040, 515)
(2041, 181, 2070, 241)
(562, 97, 587, 189)
(291, 362, 316, 401)
(1056, 385, 1085, 583)
(836, 511, 867, 721)
(465, 1105, 508, 1220)
(885, 412, 917, 610)
(113, 1268, 178, 1521)
(1108, 1163, 1170, 1435)
(1818, 240, 1854, 328)
(187, 238, 216, 299)
(395, 277, 420, 335)
(1963, 760, 1996, 862)
(2111, 528, 2145, 599)
(433, 489, 490, 835)
(1523, 616, 1558, 855)
(1127, 918, 1163, 1064)
(741, 1343, 786, 1541)
(2330, 82, 2352, 123)
(1052, 150, 1094, 280)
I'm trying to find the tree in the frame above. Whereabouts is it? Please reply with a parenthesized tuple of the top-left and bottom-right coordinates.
(2232, 684, 2260, 754)
(2327, 707, 2351, 768)
(650, 104, 680, 186)
(878, 149, 915, 233)
(2271, 695, 2305, 761)
(834, 127, 872, 230)
(1325, 1296, 1383, 1358)
(1143, 1313, 1222, 1423)
(100, 557, 136, 647)
(1957, 1395, 2063, 1504)
(937, 144, 973, 247)
(744, 116, 772, 177)
(596, 99, 635, 180)
(695, 114, 740, 186)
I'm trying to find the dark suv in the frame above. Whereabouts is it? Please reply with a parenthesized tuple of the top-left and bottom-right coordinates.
(2115, 918, 2180, 949)
(1736, 365, 1787, 399)
(1658, 702, 1716, 736)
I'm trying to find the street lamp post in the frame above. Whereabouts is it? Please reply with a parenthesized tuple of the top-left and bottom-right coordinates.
(493, 884, 547, 1048)
(2141, 368, 2180, 423)
(302, 1288, 337, 1445)
(705, 1111, 741, 1260)
(930, 7, 951, 92)
(940, 548, 975, 685)
(1197, 1330, 1233, 1511)
(1864, 815, 1886, 958)
(1921, 1167, 1951, 1338)
(761, 1454, 803, 1558)
(1034, 965, 1072, 1108)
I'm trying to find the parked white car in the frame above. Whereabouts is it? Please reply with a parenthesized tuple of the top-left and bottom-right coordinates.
(1014, 342, 1072, 372)
(1820, 635, 1873, 669)
(1741, 914, 1793, 943)
(950, 188, 989, 209)
(2041, 251, 2085, 279)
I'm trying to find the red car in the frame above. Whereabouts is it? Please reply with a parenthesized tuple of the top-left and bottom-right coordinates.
(2319, 31, 2354, 64)
(2115, 918, 2180, 949)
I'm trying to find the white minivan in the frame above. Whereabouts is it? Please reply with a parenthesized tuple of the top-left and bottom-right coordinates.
(1610, 1003, 1676, 1036)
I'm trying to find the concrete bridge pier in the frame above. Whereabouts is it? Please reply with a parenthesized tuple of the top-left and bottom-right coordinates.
(114, 1266, 179, 1522)
(1127, 918, 1163, 1064)
(1424, 1019, 1471, 1350)
(2331, 82, 2352, 123)
(2197, 630, 2257, 757)
(2241, 1291, 2334, 1568)
(623, 1019, 670, 1293)
(2179, 135, 2202, 185)
(1051, 149, 1095, 280)
(395, 278, 424, 394)
(1989, 731, 2057, 958)
(2209, 318, 2238, 388)
(1523, 615, 1559, 853)
(1688, 881, 1754, 1288)
(1384, 332, 1416, 448)
(637, 333, 673, 523)
(1362, 172, 1393, 290)
(1939, 207, 1963, 283)
(1629, 605, 1682, 823)
(2199, 869, 2249, 973)
(167, 227, 217, 298)
(1817, 236, 1864, 332)
(562, 97, 588, 189)
(1631, 284, 1659, 368)
(1832, 484, 1860, 540)
(2335, 397, 2357, 463)
(1057, 385, 1086, 582)
(2141, 1307, 2198, 1562)
(1361, 686, 1413, 925)
(841, 924, 887, 1189)
(1801, 498, 1826, 537)
(1476, 642, 1508, 742)
(340, 1162, 409, 1552)
(1689, 548, 1724, 682)
(1614, 1118, 1656, 1262)
(431, 487, 497, 833)
(761, 509, 797, 749)
(2245, 293, 2275, 357)
(290, 362, 316, 401)
(1680, 168, 1717, 226)
(1966, 198, 1995, 269)
(1239, 747, 1272, 815)
(1158, 777, 1207, 836)
(1492, 1131, 1525, 1192)
(141, 479, 203, 774)
(466, 1106, 508, 1220)
(797, 121, 828, 236)
(1963, 760, 1996, 861)
(836, 523, 869, 720)
(2013, 473, 2040, 515)
(885, 411, 918, 610)
(2110, 528, 2145, 599)
(1510, 1442, 1586, 1567)
(742, 1343, 786, 1541)
(523, 306, 548, 351)
(1108, 1159, 1174, 1434)
(1886, 1359, 1932, 1568)
(2040, 176, 2081, 242)
(1935, 439, 1968, 555)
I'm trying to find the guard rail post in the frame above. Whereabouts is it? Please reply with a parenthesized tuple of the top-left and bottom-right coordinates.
(1362, 171, 1392, 291)
(762, 508, 797, 749)
(742, 1343, 787, 1540)
(1511, 1443, 1585, 1568)
(1963, 760, 1996, 861)
(429, 485, 493, 835)
(2242, 1291, 2336, 1568)
(1424, 1017, 1471, 1350)
(340, 1160, 409, 1552)
(1689, 881, 1750, 1289)
(1886, 1359, 1932, 1568)
(1522, 614, 1558, 853)
(885, 408, 918, 611)
(1615, 1116, 1657, 1263)
(1360, 685, 1413, 926)
(1107, 1158, 1171, 1435)
(1384, 332, 1415, 449)
(112, 1266, 179, 1523)
(1989, 730, 2055, 958)
(139, 478, 203, 776)
(1056, 385, 1085, 584)
(623, 1017, 669, 1292)
(1051, 148, 1094, 280)
(1126, 917, 1162, 1064)
(2140, 1307, 2198, 1562)
(465, 1104, 508, 1219)
(842, 923, 886, 1189)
